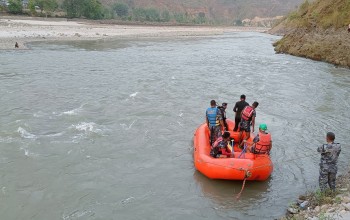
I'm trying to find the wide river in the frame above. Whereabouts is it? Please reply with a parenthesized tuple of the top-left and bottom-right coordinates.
(0, 32, 349, 220)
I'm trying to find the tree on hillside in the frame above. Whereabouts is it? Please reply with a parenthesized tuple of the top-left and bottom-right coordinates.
(63, 0, 104, 19)
(81, 0, 104, 19)
(8, 0, 22, 14)
(113, 3, 128, 17)
(28, 0, 58, 15)
(63, 0, 84, 18)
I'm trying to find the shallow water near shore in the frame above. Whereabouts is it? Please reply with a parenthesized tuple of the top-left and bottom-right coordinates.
(0, 32, 349, 220)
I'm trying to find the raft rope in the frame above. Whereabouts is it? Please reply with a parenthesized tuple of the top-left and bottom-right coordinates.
(234, 152, 319, 200)
(236, 177, 247, 200)
(197, 152, 318, 199)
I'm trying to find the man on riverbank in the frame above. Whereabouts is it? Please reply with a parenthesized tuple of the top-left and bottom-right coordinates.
(317, 132, 341, 192)
(233, 94, 249, 131)
(206, 100, 224, 145)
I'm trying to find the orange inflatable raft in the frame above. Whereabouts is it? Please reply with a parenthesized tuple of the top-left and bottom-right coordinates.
(193, 119, 273, 181)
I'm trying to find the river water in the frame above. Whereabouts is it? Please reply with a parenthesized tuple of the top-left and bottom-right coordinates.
(0, 32, 349, 220)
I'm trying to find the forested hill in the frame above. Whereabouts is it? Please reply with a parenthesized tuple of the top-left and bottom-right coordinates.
(99, 0, 304, 21)
(3, 0, 303, 24)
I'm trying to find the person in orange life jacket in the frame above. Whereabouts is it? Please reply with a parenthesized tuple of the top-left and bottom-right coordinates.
(249, 123, 272, 154)
(218, 103, 228, 131)
(239, 101, 259, 148)
(210, 131, 232, 158)
(206, 100, 224, 145)
(233, 94, 249, 132)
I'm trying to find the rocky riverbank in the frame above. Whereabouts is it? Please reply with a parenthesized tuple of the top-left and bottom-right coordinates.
(269, 0, 350, 68)
(281, 170, 350, 220)
(271, 27, 350, 68)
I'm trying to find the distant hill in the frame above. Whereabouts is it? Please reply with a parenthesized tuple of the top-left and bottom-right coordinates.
(69, 0, 304, 24)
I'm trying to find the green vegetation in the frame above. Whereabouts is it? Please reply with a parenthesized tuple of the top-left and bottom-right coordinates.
(113, 3, 128, 18)
(62, 0, 105, 19)
(306, 189, 337, 207)
(8, 0, 22, 14)
(285, 0, 350, 29)
(28, 0, 58, 15)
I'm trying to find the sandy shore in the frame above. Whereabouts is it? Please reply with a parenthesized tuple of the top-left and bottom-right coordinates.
(0, 16, 269, 50)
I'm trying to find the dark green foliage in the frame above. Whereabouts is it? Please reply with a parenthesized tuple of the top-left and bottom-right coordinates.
(133, 7, 160, 22)
(28, 0, 58, 14)
(8, 0, 22, 14)
(235, 19, 243, 26)
(63, 0, 104, 19)
(113, 3, 129, 17)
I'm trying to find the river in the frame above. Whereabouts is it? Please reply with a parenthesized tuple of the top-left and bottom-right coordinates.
(0, 32, 349, 220)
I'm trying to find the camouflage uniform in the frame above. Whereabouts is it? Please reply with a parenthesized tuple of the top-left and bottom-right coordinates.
(317, 143, 341, 191)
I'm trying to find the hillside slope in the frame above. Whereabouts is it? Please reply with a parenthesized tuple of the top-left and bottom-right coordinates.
(270, 0, 350, 67)
(95, 0, 303, 23)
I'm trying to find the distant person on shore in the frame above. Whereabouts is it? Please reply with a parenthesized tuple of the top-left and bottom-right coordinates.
(218, 103, 228, 131)
(15, 42, 19, 48)
(348, 24, 350, 33)
(206, 100, 224, 145)
(250, 123, 272, 154)
(233, 94, 249, 132)
(239, 101, 259, 148)
(210, 131, 232, 158)
(317, 132, 341, 192)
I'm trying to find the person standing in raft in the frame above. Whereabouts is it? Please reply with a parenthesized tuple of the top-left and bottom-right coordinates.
(206, 100, 224, 145)
(233, 94, 249, 132)
(210, 131, 232, 158)
(218, 102, 228, 131)
(317, 132, 341, 192)
(250, 123, 272, 154)
(239, 101, 259, 148)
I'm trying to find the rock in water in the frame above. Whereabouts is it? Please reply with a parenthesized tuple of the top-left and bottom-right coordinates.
(300, 201, 309, 210)
(288, 208, 299, 214)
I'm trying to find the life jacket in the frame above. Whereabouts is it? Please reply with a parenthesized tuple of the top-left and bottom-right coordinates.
(241, 106, 254, 121)
(218, 106, 226, 120)
(212, 137, 223, 149)
(254, 132, 271, 154)
(206, 107, 219, 126)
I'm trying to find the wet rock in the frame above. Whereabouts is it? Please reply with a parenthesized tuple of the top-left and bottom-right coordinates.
(328, 207, 336, 213)
(300, 201, 310, 210)
(321, 204, 328, 210)
(314, 206, 320, 213)
(343, 196, 350, 203)
(343, 203, 350, 211)
(288, 208, 299, 214)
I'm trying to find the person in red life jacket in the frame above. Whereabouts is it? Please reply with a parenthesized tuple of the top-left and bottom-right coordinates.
(210, 131, 232, 158)
(206, 100, 224, 145)
(239, 101, 259, 148)
(250, 123, 272, 154)
(218, 102, 228, 131)
(233, 94, 249, 132)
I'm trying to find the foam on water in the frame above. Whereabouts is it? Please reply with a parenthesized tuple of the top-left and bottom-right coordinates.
(60, 106, 83, 116)
(129, 92, 138, 98)
(120, 120, 137, 130)
(17, 127, 37, 139)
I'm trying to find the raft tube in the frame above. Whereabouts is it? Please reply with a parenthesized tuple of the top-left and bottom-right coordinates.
(193, 119, 273, 181)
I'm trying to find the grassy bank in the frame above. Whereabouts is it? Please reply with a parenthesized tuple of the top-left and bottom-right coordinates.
(270, 0, 350, 68)
(281, 170, 350, 220)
